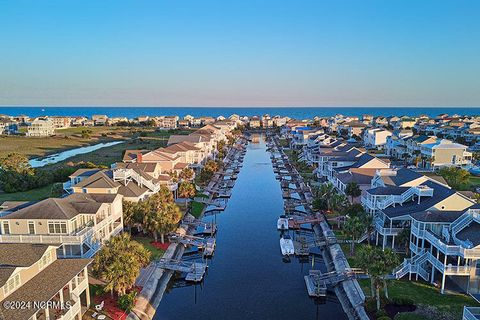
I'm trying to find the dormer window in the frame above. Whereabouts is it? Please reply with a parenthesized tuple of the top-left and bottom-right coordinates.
(3, 273, 20, 296)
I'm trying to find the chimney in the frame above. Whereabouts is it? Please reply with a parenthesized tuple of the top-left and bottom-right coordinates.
(137, 152, 143, 163)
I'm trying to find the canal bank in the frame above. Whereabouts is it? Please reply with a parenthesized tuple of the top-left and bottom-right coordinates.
(154, 134, 346, 320)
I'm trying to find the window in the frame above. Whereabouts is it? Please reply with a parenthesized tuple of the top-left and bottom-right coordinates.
(48, 222, 67, 234)
(28, 221, 35, 234)
(38, 251, 52, 270)
(4, 273, 20, 296)
(2, 221, 10, 235)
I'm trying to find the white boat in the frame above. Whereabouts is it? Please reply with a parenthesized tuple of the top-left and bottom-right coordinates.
(280, 235, 295, 256)
(277, 216, 289, 230)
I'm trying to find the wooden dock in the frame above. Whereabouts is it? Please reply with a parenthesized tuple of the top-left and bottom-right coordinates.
(156, 258, 208, 282)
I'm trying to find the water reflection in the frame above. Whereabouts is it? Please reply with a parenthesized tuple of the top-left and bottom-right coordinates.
(155, 134, 346, 320)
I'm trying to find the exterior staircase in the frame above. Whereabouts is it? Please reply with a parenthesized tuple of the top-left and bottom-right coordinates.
(395, 251, 429, 281)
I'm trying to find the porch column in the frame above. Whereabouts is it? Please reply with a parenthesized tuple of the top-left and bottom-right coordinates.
(431, 264, 435, 284)
(376, 232, 379, 246)
(441, 273, 446, 294)
(392, 236, 395, 249)
(382, 235, 386, 250)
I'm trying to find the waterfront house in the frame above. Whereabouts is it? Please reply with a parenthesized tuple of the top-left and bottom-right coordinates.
(0, 243, 91, 320)
(361, 168, 474, 252)
(397, 204, 480, 295)
(26, 118, 55, 137)
(327, 153, 390, 198)
(0, 193, 123, 258)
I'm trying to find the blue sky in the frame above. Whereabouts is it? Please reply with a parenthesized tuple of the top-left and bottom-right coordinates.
(0, 0, 479, 106)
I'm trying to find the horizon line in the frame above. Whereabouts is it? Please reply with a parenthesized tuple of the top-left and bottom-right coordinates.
(2, 105, 480, 109)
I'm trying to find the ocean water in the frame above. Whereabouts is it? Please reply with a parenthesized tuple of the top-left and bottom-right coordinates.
(0, 106, 479, 119)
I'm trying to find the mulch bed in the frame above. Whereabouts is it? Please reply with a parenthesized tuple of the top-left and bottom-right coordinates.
(384, 303, 416, 319)
(151, 241, 170, 251)
(93, 287, 142, 320)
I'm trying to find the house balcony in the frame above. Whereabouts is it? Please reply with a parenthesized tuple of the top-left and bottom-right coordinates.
(62, 181, 73, 193)
(0, 228, 95, 246)
(375, 219, 403, 236)
(426, 251, 471, 276)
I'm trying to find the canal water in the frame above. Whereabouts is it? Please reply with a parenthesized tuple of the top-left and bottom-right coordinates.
(155, 135, 347, 320)
(28, 141, 123, 167)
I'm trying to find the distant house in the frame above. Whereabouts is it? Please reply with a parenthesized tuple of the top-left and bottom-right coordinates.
(363, 128, 392, 149)
(92, 114, 108, 126)
(420, 139, 472, 169)
(27, 118, 55, 137)
(50, 116, 71, 129)
(155, 116, 178, 129)
(249, 116, 261, 128)
(0, 118, 18, 135)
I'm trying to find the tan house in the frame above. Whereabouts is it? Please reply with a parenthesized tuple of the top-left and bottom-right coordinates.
(0, 243, 91, 320)
(27, 118, 55, 137)
(0, 193, 123, 258)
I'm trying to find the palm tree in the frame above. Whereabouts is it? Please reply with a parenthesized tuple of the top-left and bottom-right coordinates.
(143, 199, 182, 243)
(358, 245, 399, 310)
(343, 216, 366, 255)
(397, 228, 411, 255)
(204, 160, 220, 173)
(92, 233, 150, 296)
(345, 182, 361, 203)
(179, 167, 195, 181)
(178, 182, 196, 199)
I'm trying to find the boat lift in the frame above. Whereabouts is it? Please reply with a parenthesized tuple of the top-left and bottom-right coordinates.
(304, 269, 359, 297)
(155, 258, 208, 282)
(169, 233, 216, 257)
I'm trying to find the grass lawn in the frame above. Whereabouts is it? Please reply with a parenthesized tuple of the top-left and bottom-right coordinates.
(358, 278, 479, 319)
(0, 183, 61, 202)
(468, 176, 480, 188)
(0, 126, 135, 158)
(191, 201, 205, 218)
(133, 237, 166, 260)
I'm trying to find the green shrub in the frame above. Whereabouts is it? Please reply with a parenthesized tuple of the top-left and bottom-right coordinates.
(118, 291, 137, 312)
(390, 297, 414, 306)
(377, 317, 391, 320)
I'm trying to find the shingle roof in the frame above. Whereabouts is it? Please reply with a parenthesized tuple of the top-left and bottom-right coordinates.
(73, 170, 120, 189)
(0, 244, 54, 286)
(0, 259, 91, 320)
(456, 222, 480, 248)
(2, 194, 117, 220)
(382, 180, 457, 218)
(410, 210, 465, 223)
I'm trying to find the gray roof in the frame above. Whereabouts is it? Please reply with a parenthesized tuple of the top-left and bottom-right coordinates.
(382, 168, 424, 187)
(382, 180, 456, 218)
(410, 210, 465, 223)
(367, 186, 409, 196)
(456, 222, 480, 248)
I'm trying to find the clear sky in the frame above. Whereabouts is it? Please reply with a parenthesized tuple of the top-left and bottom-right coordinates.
(0, 0, 479, 107)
